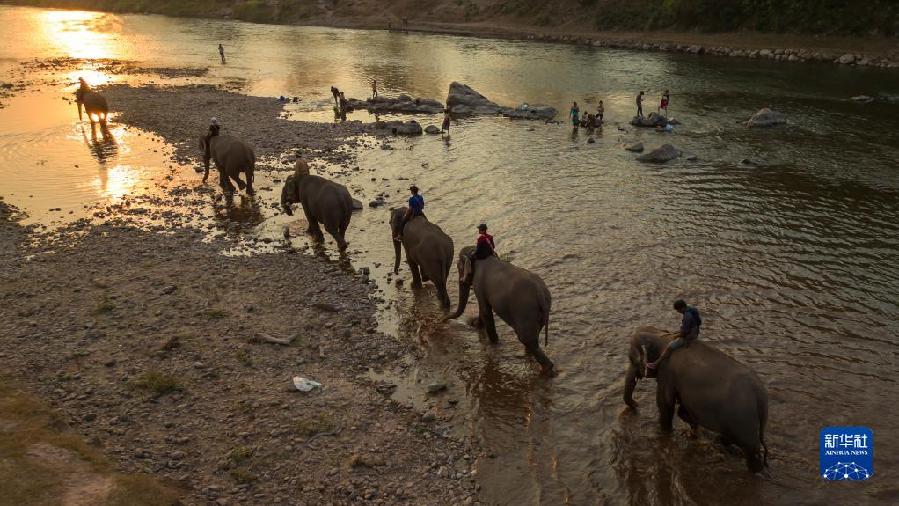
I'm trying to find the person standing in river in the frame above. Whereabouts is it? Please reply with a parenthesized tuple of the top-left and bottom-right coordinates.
(660, 89, 670, 116)
(218, 44, 225, 64)
(441, 108, 451, 135)
(597, 100, 604, 123)
(372, 79, 378, 99)
(570, 101, 580, 128)
(636, 91, 644, 118)
(646, 299, 701, 371)
(331, 86, 340, 108)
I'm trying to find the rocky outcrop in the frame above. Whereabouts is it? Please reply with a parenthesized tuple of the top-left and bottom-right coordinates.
(446, 82, 502, 114)
(374, 120, 423, 136)
(630, 112, 669, 128)
(502, 104, 557, 120)
(636, 144, 680, 163)
(345, 95, 443, 114)
(446, 83, 557, 120)
(747, 108, 786, 127)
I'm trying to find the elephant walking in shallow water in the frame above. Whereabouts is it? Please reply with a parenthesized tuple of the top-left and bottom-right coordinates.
(446, 246, 554, 374)
(199, 135, 255, 195)
(281, 160, 353, 251)
(624, 326, 769, 472)
(77, 90, 109, 127)
(389, 208, 454, 308)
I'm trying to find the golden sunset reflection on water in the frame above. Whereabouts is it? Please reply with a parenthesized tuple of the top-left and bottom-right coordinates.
(39, 10, 122, 60)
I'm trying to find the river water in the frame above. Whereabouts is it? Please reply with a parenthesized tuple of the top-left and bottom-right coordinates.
(1, 5, 898, 505)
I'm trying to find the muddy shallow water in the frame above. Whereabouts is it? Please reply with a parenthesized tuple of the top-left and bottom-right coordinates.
(2, 5, 899, 505)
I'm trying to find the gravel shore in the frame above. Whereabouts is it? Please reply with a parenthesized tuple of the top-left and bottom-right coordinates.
(0, 199, 478, 505)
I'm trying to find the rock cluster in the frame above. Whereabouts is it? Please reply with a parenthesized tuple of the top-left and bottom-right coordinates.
(446, 82, 557, 120)
(345, 94, 444, 114)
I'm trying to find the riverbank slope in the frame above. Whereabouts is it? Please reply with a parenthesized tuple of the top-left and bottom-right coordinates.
(3, 1, 898, 63)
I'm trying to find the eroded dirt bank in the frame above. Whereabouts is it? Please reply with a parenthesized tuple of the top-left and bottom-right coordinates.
(0, 199, 478, 505)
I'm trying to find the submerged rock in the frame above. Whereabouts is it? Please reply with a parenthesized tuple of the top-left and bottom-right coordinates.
(747, 108, 786, 128)
(424, 124, 440, 134)
(637, 144, 680, 163)
(502, 103, 557, 120)
(631, 112, 669, 128)
(345, 95, 443, 114)
(624, 142, 644, 152)
(375, 120, 423, 136)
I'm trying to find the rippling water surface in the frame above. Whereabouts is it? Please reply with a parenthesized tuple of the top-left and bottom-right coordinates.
(2, 5, 898, 505)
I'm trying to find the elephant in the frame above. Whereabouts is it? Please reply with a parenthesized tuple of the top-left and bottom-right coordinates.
(77, 90, 108, 127)
(281, 160, 353, 251)
(389, 208, 454, 308)
(624, 326, 769, 472)
(446, 246, 554, 374)
(199, 135, 255, 195)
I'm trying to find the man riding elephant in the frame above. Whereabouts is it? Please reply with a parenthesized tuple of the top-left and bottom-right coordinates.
(394, 185, 424, 240)
(646, 299, 701, 371)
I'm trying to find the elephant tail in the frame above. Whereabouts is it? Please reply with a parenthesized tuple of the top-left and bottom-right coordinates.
(758, 391, 769, 468)
(543, 312, 549, 347)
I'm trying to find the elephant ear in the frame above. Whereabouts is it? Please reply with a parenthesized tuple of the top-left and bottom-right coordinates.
(459, 253, 473, 284)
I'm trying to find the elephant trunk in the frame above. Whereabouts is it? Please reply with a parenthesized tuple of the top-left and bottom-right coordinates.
(392, 237, 402, 274)
(624, 363, 639, 408)
(446, 281, 471, 320)
(280, 180, 294, 215)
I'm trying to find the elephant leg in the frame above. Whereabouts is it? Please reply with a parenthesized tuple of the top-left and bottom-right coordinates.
(516, 324, 554, 373)
(479, 302, 499, 343)
(677, 405, 699, 438)
(307, 218, 325, 242)
(436, 283, 450, 309)
(656, 384, 676, 432)
(408, 260, 423, 288)
(245, 169, 255, 195)
(323, 221, 347, 251)
(218, 168, 235, 194)
(231, 170, 247, 191)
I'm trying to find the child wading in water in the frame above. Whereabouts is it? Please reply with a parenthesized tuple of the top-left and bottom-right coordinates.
(570, 102, 580, 128)
(597, 100, 604, 123)
(660, 89, 670, 116)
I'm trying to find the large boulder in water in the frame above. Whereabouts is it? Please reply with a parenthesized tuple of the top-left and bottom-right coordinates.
(631, 112, 669, 128)
(424, 124, 440, 134)
(502, 103, 557, 120)
(747, 108, 786, 127)
(637, 144, 680, 163)
(446, 82, 503, 115)
(375, 120, 423, 136)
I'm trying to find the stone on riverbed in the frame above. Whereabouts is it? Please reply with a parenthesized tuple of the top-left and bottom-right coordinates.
(424, 125, 440, 134)
(630, 112, 669, 128)
(502, 103, 557, 120)
(345, 95, 444, 114)
(375, 120, 423, 136)
(636, 144, 680, 163)
(747, 108, 786, 127)
(624, 142, 644, 152)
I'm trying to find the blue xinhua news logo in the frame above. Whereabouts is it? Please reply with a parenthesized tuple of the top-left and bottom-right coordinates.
(820, 426, 873, 481)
